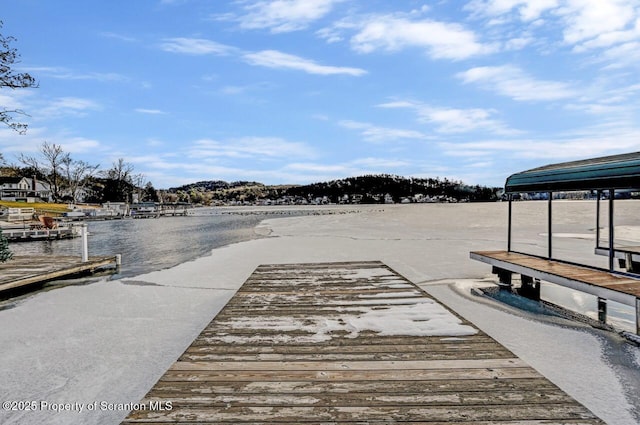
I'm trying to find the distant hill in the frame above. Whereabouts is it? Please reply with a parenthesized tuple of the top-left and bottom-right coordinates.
(169, 180, 264, 192)
(286, 175, 499, 202)
(163, 175, 500, 205)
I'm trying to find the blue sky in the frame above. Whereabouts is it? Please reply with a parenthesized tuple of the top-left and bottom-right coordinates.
(2, 0, 640, 189)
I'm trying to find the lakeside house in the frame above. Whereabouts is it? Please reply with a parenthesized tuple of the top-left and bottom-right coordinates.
(0, 177, 52, 202)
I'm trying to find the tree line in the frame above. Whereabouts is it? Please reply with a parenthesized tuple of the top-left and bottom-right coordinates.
(1, 141, 159, 204)
(167, 175, 501, 205)
(285, 174, 500, 203)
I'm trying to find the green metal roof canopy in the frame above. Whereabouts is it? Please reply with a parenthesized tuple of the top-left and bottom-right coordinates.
(505, 151, 640, 193)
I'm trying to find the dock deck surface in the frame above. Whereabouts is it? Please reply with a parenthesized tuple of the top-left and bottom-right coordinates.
(123, 261, 603, 424)
(0, 255, 118, 293)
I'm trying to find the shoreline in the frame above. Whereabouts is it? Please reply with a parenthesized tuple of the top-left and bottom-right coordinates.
(0, 203, 638, 424)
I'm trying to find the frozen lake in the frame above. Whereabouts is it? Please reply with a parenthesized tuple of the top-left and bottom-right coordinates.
(1, 202, 639, 424)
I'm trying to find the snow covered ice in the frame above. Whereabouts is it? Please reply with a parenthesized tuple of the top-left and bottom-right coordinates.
(0, 202, 639, 424)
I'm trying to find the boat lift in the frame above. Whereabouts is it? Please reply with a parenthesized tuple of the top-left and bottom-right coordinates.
(471, 152, 640, 335)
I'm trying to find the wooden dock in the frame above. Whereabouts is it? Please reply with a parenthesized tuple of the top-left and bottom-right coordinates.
(0, 255, 119, 293)
(123, 261, 603, 424)
(2, 227, 79, 242)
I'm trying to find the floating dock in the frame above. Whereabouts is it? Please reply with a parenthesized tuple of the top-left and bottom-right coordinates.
(123, 261, 603, 424)
(1, 226, 79, 242)
(0, 255, 119, 293)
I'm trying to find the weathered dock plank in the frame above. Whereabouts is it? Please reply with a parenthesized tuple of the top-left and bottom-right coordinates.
(122, 261, 604, 424)
(471, 250, 640, 299)
(0, 255, 118, 293)
(121, 419, 602, 425)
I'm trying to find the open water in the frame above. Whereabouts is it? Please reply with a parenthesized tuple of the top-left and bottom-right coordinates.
(8, 211, 272, 278)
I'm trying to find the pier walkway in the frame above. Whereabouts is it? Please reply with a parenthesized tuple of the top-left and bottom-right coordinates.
(0, 255, 119, 293)
(123, 261, 603, 424)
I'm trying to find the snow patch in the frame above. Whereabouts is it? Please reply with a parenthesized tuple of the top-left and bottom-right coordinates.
(220, 299, 476, 343)
(358, 291, 422, 298)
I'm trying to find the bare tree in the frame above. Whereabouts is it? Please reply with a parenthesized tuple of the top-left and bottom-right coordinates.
(102, 158, 135, 202)
(105, 158, 134, 182)
(62, 156, 99, 203)
(132, 173, 146, 203)
(19, 142, 69, 201)
(1, 21, 38, 134)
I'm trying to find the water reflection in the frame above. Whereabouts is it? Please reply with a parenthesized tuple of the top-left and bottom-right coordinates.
(542, 282, 636, 333)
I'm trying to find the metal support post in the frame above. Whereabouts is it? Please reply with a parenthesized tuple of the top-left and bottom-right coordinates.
(80, 223, 89, 262)
(519, 275, 541, 301)
(548, 192, 553, 260)
(636, 298, 640, 336)
(507, 195, 512, 252)
(598, 297, 607, 324)
(609, 189, 615, 272)
(492, 266, 512, 288)
(595, 190, 601, 248)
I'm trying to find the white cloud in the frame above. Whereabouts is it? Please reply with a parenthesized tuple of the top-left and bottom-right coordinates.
(503, 36, 535, 50)
(135, 108, 166, 115)
(440, 127, 640, 161)
(51, 97, 99, 110)
(159, 38, 234, 55)
(100, 32, 137, 43)
(284, 162, 350, 173)
(376, 100, 415, 109)
(0, 127, 46, 155)
(235, 0, 343, 33)
(464, 0, 640, 65)
(283, 157, 411, 180)
(38, 97, 101, 118)
(559, 0, 637, 46)
(350, 157, 410, 169)
(599, 41, 640, 69)
(379, 101, 519, 135)
(420, 107, 516, 134)
(243, 50, 366, 76)
(338, 120, 427, 142)
(220, 85, 248, 95)
(128, 155, 349, 187)
(59, 136, 103, 154)
(316, 17, 359, 43)
(0, 126, 101, 157)
(125, 155, 254, 187)
(188, 137, 316, 159)
(23, 66, 128, 82)
(146, 139, 165, 147)
(0, 91, 30, 111)
(349, 15, 495, 60)
(218, 81, 276, 96)
(464, 0, 559, 21)
(457, 65, 576, 101)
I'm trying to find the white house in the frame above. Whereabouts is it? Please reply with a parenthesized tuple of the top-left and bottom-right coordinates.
(32, 179, 52, 202)
(0, 176, 52, 202)
(0, 177, 31, 201)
